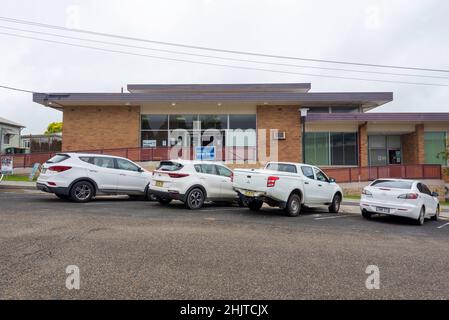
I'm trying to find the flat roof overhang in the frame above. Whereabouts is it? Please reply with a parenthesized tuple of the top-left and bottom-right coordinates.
(306, 112, 449, 123)
(127, 83, 312, 94)
(33, 92, 393, 111)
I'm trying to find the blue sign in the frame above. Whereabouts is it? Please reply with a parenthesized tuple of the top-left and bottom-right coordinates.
(195, 146, 215, 161)
(29, 163, 41, 181)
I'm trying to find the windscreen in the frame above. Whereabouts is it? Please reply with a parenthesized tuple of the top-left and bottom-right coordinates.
(370, 180, 413, 189)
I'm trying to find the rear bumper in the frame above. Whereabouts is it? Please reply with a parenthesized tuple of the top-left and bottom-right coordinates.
(149, 188, 185, 201)
(360, 199, 421, 219)
(234, 188, 286, 208)
(36, 183, 69, 196)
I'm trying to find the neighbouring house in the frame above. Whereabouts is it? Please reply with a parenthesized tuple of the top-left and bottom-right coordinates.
(21, 133, 62, 153)
(0, 116, 25, 154)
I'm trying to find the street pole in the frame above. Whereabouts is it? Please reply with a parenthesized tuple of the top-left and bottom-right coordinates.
(300, 108, 309, 163)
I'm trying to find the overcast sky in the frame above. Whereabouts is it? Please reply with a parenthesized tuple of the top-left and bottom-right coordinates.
(1, 0, 448, 134)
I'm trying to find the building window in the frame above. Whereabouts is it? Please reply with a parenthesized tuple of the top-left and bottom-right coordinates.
(368, 135, 402, 166)
(305, 132, 358, 166)
(330, 133, 358, 165)
(200, 115, 227, 130)
(3, 134, 11, 145)
(307, 107, 330, 114)
(425, 132, 447, 165)
(229, 115, 256, 130)
(169, 114, 198, 130)
(305, 132, 329, 165)
(330, 106, 360, 113)
(141, 115, 168, 130)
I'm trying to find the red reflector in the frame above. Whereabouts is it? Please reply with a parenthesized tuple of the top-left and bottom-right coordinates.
(48, 165, 72, 172)
(47, 182, 56, 186)
(267, 176, 280, 187)
(168, 172, 189, 178)
(230, 172, 234, 183)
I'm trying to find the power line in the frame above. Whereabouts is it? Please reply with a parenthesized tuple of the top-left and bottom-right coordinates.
(0, 84, 37, 94)
(0, 15, 448, 74)
(1, 31, 449, 88)
(1, 24, 449, 81)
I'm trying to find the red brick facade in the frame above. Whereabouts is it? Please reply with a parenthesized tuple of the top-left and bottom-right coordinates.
(402, 124, 425, 165)
(62, 105, 140, 151)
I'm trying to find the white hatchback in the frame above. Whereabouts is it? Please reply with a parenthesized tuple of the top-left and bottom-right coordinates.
(360, 179, 440, 225)
(149, 160, 238, 209)
(37, 153, 152, 202)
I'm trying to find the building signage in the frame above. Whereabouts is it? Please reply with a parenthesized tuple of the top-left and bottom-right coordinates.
(1, 157, 13, 175)
(142, 140, 157, 148)
(29, 163, 41, 181)
(195, 146, 215, 161)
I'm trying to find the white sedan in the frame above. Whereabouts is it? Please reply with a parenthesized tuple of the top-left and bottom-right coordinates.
(360, 179, 440, 225)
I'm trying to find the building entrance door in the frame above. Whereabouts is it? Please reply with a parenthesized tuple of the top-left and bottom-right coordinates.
(388, 149, 401, 165)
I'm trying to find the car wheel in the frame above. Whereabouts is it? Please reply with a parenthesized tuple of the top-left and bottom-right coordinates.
(248, 199, 263, 211)
(361, 210, 372, 219)
(70, 181, 94, 203)
(237, 197, 247, 207)
(416, 207, 425, 226)
(285, 193, 301, 217)
(157, 197, 172, 205)
(55, 193, 69, 200)
(185, 188, 205, 210)
(431, 205, 439, 221)
(328, 193, 341, 213)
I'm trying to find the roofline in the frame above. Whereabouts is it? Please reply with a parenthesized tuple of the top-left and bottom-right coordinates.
(0, 120, 26, 128)
(127, 83, 312, 93)
(33, 92, 393, 108)
(306, 112, 449, 122)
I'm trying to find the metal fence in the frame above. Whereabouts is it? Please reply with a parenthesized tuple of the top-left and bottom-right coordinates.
(0, 148, 442, 183)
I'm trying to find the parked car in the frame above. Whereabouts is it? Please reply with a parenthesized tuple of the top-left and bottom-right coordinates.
(232, 162, 343, 216)
(36, 153, 152, 202)
(360, 179, 440, 225)
(148, 160, 238, 209)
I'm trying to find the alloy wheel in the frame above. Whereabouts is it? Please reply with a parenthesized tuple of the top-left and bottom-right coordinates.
(75, 184, 91, 201)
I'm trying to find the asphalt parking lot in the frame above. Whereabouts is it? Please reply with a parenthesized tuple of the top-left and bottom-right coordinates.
(1, 189, 448, 299)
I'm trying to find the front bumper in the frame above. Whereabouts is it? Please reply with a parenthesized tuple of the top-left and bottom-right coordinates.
(234, 188, 286, 208)
(360, 198, 421, 219)
(36, 183, 69, 196)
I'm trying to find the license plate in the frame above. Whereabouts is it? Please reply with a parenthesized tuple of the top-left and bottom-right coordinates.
(155, 181, 164, 187)
(376, 207, 390, 213)
(244, 190, 255, 197)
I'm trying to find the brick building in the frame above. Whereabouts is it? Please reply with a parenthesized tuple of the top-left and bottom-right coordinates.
(32, 83, 449, 168)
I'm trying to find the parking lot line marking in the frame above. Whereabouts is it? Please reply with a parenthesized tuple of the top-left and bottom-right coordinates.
(314, 214, 352, 220)
(437, 222, 449, 229)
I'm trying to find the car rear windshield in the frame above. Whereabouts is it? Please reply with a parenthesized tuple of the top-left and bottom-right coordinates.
(157, 161, 184, 171)
(46, 154, 70, 164)
(266, 163, 297, 173)
(371, 180, 413, 189)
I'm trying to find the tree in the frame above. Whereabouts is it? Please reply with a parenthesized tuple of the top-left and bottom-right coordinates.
(45, 122, 63, 135)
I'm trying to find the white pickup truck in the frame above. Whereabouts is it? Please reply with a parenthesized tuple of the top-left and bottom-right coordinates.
(232, 162, 343, 216)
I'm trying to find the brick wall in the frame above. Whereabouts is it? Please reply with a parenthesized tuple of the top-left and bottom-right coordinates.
(62, 105, 140, 151)
(402, 124, 425, 164)
(358, 123, 368, 167)
(256, 105, 301, 163)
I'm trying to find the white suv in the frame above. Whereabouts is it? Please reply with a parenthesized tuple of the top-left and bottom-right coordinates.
(149, 160, 238, 209)
(37, 153, 152, 202)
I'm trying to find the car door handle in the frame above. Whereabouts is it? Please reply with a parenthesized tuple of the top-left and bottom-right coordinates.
(200, 177, 206, 180)
(304, 182, 309, 185)
(318, 184, 323, 187)
(89, 170, 98, 173)
(119, 173, 126, 176)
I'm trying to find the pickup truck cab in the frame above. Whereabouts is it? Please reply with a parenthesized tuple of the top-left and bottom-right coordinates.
(232, 162, 343, 216)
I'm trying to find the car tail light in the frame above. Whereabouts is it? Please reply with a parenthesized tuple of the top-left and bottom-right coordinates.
(267, 176, 280, 187)
(398, 193, 418, 199)
(48, 165, 72, 172)
(230, 172, 234, 182)
(47, 182, 56, 186)
(168, 172, 189, 178)
(362, 189, 372, 196)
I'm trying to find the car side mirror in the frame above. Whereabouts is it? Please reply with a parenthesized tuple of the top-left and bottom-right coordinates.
(329, 177, 336, 183)
(431, 192, 439, 197)
(138, 168, 144, 173)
